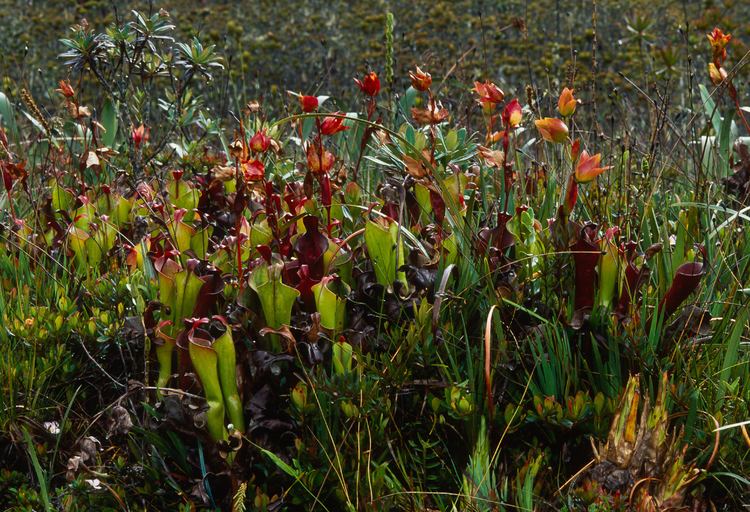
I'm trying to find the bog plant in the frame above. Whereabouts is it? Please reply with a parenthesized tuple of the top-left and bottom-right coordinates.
(0, 9, 749, 512)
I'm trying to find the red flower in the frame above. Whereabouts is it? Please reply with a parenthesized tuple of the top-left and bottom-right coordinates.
(250, 130, 271, 153)
(354, 71, 380, 97)
(131, 124, 148, 149)
(320, 114, 349, 135)
(242, 159, 265, 181)
(502, 99, 522, 128)
(562, 173, 578, 216)
(300, 95, 319, 112)
(2, 160, 27, 192)
(707, 27, 732, 65)
(570, 139, 581, 162)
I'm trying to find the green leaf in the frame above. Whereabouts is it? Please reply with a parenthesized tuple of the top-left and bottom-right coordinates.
(249, 263, 300, 345)
(101, 99, 118, 148)
(699, 84, 722, 135)
(312, 278, 349, 332)
(719, 108, 735, 178)
(23, 428, 52, 511)
(22, 110, 47, 135)
(444, 129, 458, 151)
(259, 446, 300, 478)
(399, 86, 418, 119)
(332, 339, 353, 376)
(364, 219, 406, 288)
(213, 329, 245, 432)
(0, 91, 19, 142)
(189, 342, 227, 441)
(718, 308, 748, 396)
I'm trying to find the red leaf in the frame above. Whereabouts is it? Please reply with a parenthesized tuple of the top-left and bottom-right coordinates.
(658, 261, 705, 321)
(294, 215, 329, 279)
(572, 224, 600, 314)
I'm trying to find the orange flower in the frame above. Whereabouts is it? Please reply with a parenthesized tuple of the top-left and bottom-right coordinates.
(409, 66, 432, 92)
(56, 80, 75, 98)
(131, 124, 148, 149)
(300, 95, 319, 112)
(354, 71, 380, 97)
(708, 63, 727, 85)
(502, 99, 522, 128)
(575, 150, 611, 183)
(320, 114, 349, 135)
(306, 143, 335, 174)
(411, 103, 450, 125)
(249, 130, 270, 153)
(707, 27, 731, 64)
(557, 87, 577, 117)
(535, 117, 569, 144)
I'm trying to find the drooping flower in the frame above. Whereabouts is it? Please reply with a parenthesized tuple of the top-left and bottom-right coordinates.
(354, 71, 381, 97)
(249, 130, 271, 153)
(473, 81, 504, 105)
(306, 143, 335, 174)
(1, 160, 27, 193)
(477, 145, 505, 168)
(242, 159, 265, 181)
(707, 27, 732, 65)
(570, 139, 581, 162)
(320, 114, 349, 135)
(300, 95, 319, 112)
(411, 103, 450, 125)
(402, 149, 435, 178)
(409, 66, 432, 92)
(535, 117, 569, 144)
(562, 173, 578, 216)
(575, 150, 611, 183)
(487, 130, 507, 144)
(56, 80, 75, 98)
(228, 139, 246, 161)
(708, 63, 727, 85)
(502, 99, 523, 128)
(67, 103, 91, 119)
(557, 87, 577, 117)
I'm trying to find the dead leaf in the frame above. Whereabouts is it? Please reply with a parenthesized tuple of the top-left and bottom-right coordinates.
(86, 151, 100, 169)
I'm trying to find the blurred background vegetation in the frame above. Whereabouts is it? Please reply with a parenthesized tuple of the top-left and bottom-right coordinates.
(2, 0, 750, 119)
